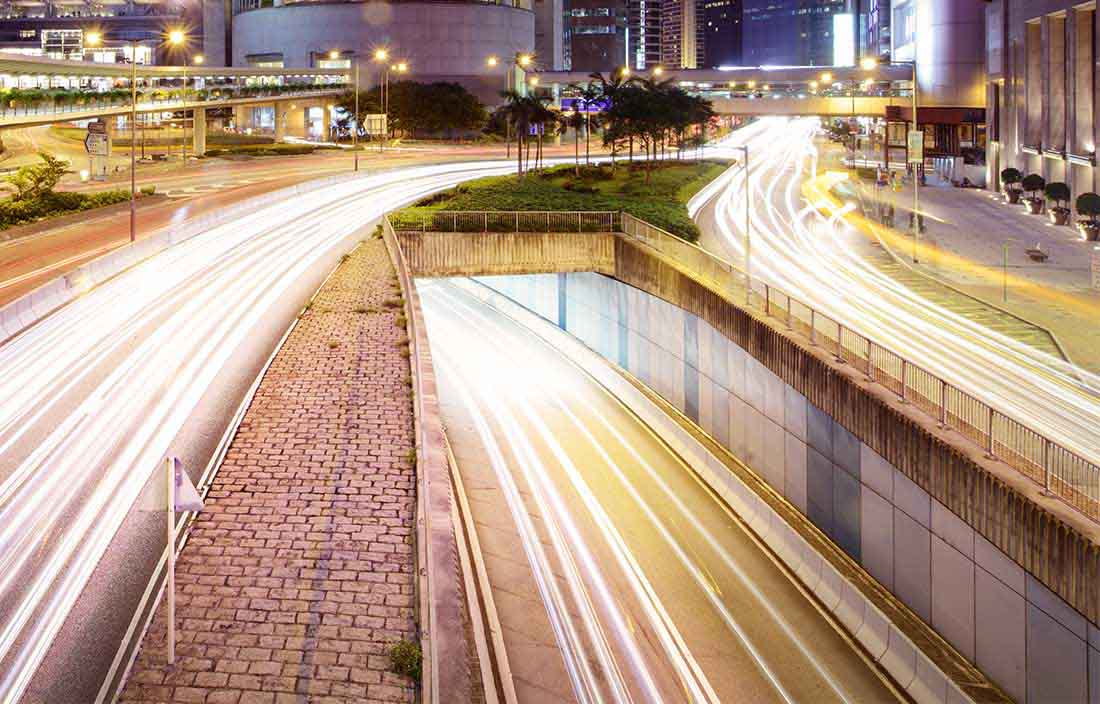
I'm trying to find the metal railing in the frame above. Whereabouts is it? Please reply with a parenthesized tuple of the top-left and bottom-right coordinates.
(619, 212, 1100, 523)
(389, 209, 619, 234)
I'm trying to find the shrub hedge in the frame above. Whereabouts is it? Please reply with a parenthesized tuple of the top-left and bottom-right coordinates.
(0, 189, 134, 230)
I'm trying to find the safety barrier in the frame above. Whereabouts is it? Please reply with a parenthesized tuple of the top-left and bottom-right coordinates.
(619, 212, 1100, 524)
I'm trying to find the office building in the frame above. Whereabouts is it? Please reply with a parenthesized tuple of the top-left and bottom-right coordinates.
(564, 0, 628, 72)
(702, 0, 740, 68)
(985, 0, 1098, 195)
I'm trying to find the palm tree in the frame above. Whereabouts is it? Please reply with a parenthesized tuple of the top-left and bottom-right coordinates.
(571, 81, 603, 164)
(500, 90, 532, 177)
(564, 108, 584, 175)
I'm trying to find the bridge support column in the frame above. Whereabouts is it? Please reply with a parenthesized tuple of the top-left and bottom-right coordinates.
(320, 103, 331, 142)
(233, 105, 251, 131)
(274, 102, 286, 142)
(192, 107, 207, 156)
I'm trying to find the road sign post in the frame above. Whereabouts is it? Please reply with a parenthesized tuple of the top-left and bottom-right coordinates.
(84, 120, 110, 181)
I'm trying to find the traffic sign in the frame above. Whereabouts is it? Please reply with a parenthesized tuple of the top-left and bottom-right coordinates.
(87, 120, 107, 135)
(84, 132, 109, 156)
(907, 129, 924, 164)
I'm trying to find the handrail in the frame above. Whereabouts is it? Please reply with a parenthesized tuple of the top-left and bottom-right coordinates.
(389, 209, 619, 234)
(617, 211, 1100, 523)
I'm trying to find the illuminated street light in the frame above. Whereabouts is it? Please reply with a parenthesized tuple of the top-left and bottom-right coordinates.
(168, 29, 184, 45)
(85, 31, 102, 45)
(747, 80, 756, 89)
(374, 48, 389, 61)
(653, 66, 663, 76)
(620, 66, 630, 77)
(396, 61, 408, 72)
(329, 50, 339, 60)
(193, 54, 204, 65)
(860, 56, 878, 71)
(529, 75, 539, 86)
(820, 72, 833, 84)
(518, 53, 532, 67)
(486, 55, 499, 67)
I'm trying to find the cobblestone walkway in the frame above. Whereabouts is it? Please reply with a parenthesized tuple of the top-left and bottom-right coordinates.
(120, 239, 417, 704)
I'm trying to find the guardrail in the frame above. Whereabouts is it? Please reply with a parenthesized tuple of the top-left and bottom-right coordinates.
(619, 212, 1100, 523)
(0, 85, 342, 118)
(389, 209, 618, 234)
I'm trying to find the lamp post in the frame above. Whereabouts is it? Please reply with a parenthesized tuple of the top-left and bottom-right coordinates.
(182, 54, 202, 165)
(372, 48, 388, 154)
(733, 144, 751, 305)
(860, 56, 920, 261)
(87, 29, 184, 244)
(488, 52, 532, 159)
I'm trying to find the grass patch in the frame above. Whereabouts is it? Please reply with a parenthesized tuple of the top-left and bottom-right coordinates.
(204, 143, 340, 158)
(0, 188, 142, 231)
(395, 160, 729, 242)
(389, 640, 422, 682)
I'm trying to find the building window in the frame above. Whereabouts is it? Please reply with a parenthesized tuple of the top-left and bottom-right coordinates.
(19, 30, 34, 39)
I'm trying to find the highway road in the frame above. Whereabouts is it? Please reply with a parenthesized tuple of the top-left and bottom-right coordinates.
(0, 159, 521, 704)
(697, 117, 1100, 472)
(420, 279, 900, 704)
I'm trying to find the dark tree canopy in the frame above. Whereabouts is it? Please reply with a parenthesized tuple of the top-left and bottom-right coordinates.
(337, 81, 487, 137)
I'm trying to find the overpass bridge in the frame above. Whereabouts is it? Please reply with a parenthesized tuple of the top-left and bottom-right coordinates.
(0, 55, 349, 151)
(383, 208, 1100, 704)
(530, 65, 915, 117)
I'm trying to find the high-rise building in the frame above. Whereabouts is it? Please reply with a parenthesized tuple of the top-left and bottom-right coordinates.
(627, 0, 662, 70)
(564, 0, 628, 72)
(659, 0, 703, 68)
(702, 0, 741, 68)
(0, 0, 205, 67)
(741, 0, 848, 66)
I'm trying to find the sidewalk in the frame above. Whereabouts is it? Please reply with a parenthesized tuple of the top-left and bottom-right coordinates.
(854, 178, 1100, 373)
(119, 238, 418, 704)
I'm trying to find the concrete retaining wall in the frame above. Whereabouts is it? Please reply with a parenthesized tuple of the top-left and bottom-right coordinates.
(473, 270, 1100, 704)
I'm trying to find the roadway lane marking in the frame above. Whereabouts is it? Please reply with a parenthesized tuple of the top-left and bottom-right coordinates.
(0, 242, 119, 291)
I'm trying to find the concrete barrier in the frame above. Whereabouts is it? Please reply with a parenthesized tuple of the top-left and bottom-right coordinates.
(0, 173, 366, 345)
(451, 277, 1011, 704)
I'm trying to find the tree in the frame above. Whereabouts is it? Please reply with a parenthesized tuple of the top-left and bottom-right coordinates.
(563, 108, 585, 175)
(570, 81, 603, 164)
(336, 81, 486, 140)
(5, 152, 67, 201)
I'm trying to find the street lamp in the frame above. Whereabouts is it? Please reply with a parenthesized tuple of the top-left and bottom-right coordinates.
(86, 28, 185, 244)
(861, 56, 921, 261)
(331, 50, 362, 167)
(733, 144, 751, 305)
(653, 66, 663, 76)
(489, 52, 533, 158)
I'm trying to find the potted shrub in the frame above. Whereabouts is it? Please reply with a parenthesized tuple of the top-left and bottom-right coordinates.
(1076, 192, 1100, 241)
(1045, 182, 1071, 225)
(1021, 173, 1046, 214)
(1001, 167, 1023, 203)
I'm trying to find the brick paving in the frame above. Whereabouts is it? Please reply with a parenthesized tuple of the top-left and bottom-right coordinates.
(120, 239, 418, 704)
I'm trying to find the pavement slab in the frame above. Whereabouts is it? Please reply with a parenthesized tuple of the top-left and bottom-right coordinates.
(119, 238, 418, 704)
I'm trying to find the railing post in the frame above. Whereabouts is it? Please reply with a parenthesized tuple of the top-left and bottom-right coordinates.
(865, 341, 876, 382)
(453, 212, 457, 232)
(577, 212, 582, 233)
(900, 358, 908, 402)
(484, 212, 488, 232)
(546, 212, 550, 232)
(938, 379, 947, 427)
(785, 294, 792, 329)
(1042, 439, 1052, 495)
(764, 284, 770, 315)
(515, 212, 519, 232)
(810, 309, 816, 345)
(836, 323, 845, 363)
(986, 407, 996, 458)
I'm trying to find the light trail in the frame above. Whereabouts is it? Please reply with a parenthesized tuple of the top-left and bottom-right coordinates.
(420, 279, 900, 703)
(702, 117, 1100, 467)
(0, 159, 529, 703)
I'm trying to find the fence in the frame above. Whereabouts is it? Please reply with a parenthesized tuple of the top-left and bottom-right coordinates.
(389, 210, 618, 234)
(619, 212, 1100, 523)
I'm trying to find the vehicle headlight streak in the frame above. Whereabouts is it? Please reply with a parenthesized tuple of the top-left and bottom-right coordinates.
(704, 117, 1100, 465)
(0, 160, 525, 703)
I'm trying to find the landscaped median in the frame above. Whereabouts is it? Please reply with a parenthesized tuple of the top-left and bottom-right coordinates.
(0, 152, 156, 233)
(395, 160, 730, 243)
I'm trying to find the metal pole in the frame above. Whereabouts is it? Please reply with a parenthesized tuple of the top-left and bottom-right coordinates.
(182, 63, 188, 165)
(166, 456, 176, 665)
(742, 145, 751, 306)
(912, 61, 920, 263)
(505, 65, 511, 159)
(130, 43, 137, 244)
(353, 60, 359, 170)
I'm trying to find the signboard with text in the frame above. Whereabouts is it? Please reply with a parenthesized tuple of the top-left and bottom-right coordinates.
(907, 130, 924, 164)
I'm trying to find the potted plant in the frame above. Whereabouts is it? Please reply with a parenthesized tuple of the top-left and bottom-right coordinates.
(1021, 173, 1046, 214)
(1045, 182, 1071, 225)
(1076, 192, 1100, 241)
(1001, 167, 1023, 203)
